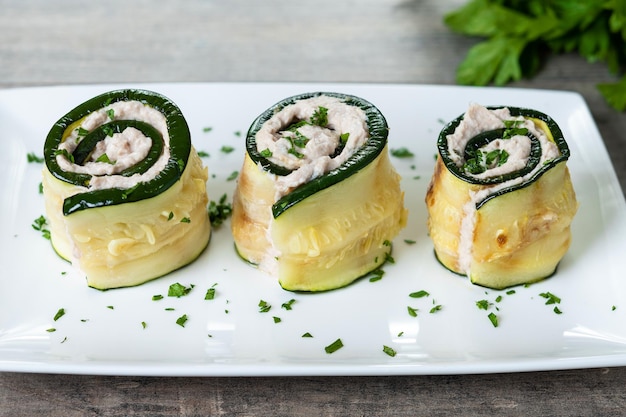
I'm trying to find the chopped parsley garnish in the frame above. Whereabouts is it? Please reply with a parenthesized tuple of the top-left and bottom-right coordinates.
(32, 215, 51, 240)
(391, 147, 414, 158)
(208, 193, 233, 227)
(339, 132, 350, 144)
(54, 148, 74, 163)
(180, 217, 191, 223)
(106, 108, 115, 120)
(302, 332, 313, 338)
(53, 308, 66, 321)
(495, 295, 503, 303)
(324, 338, 344, 354)
(281, 299, 296, 310)
(168, 282, 194, 297)
(27, 152, 44, 163)
(202, 126, 213, 133)
(404, 239, 416, 245)
(197, 150, 210, 158)
(384, 252, 395, 264)
(167, 212, 174, 221)
(258, 300, 271, 313)
(397, 331, 404, 337)
(176, 314, 188, 327)
(39, 182, 43, 194)
(310, 106, 329, 127)
(75, 126, 89, 137)
(539, 292, 561, 305)
(429, 305, 442, 314)
(234, 131, 242, 137)
(205, 286, 217, 300)
(502, 120, 528, 139)
(368, 269, 385, 282)
(95, 153, 114, 164)
(107, 306, 114, 310)
(226, 170, 239, 181)
(152, 295, 163, 301)
(383, 345, 397, 357)
(260, 148, 273, 157)
(612, 305, 617, 311)
(221, 145, 235, 154)
(273, 316, 282, 323)
(553, 306, 563, 315)
(487, 312, 499, 327)
(46, 328, 56, 333)
(407, 306, 419, 317)
(141, 322, 147, 329)
(506, 290, 516, 295)
(409, 290, 430, 298)
(476, 299, 491, 310)
(102, 125, 114, 137)
(464, 148, 509, 175)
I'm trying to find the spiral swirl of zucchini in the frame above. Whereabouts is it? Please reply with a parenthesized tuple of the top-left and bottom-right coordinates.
(42, 89, 211, 289)
(426, 103, 578, 289)
(232, 92, 408, 292)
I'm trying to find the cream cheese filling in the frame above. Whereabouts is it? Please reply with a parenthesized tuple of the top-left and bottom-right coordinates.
(255, 95, 369, 200)
(449, 104, 561, 275)
(56, 100, 170, 191)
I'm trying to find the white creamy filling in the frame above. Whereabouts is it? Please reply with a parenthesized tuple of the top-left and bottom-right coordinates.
(450, 104, 560, 275)
(255, 95, 369, 200)
(254, 95, 369, 273)
(56, 100, 170, 191)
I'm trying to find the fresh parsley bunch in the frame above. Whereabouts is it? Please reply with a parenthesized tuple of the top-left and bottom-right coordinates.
(444, 0, 626, 111)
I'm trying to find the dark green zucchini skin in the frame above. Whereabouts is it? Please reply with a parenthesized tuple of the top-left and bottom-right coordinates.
(43, 89, 191, 216)
(245, 92, 389, 218)
(437, 106, 570, 209)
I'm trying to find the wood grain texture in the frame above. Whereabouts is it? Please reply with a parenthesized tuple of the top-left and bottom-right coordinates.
(1, 0, 626, 415)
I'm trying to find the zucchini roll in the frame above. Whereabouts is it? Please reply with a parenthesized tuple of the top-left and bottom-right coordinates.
(231, 92, 407, 292)
(426, 103, 578, 289)
(42, 89, 211, 289)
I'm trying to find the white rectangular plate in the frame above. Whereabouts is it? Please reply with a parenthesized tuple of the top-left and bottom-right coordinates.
(1, 83, 625, 376)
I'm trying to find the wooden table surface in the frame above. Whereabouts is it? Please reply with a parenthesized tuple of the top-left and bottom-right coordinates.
(1, 1, 625, 415)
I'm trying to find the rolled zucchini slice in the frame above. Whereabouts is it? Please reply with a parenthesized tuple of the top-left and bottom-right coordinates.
(42, 89, 211, 289)
(232, 92, 408, 292)
(426, 103, 578, 289)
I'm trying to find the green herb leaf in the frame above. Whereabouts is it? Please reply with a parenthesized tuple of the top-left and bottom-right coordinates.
(407, 306, 419, 317)
(310, 106, 329, 126)
(27, 152, 44, 163)
(258, 300, 271, 313)
(221, 145, 235, 154)
(205, 287, 216, 300)
(273, 316, 282, 323)
(488, 312, 499, 327)
(281, 299, 296, 310)
(152, 294, 163, 301)
(176, 314, 188, 327)
(226, 171, 239, 181)
(95, 153, 114, 164)
(390, 147, 414, 158)
(302, 332, 313, 338)
(168, 282, 193, 297)
(53, 308, 65, 321)
(539, 292, 561, 305)
(208, 193, 233, 227)
(383, 345, 397, 357)
(324, 338, 344, 354)
(409, 290, 430, 298)
(476, 299, 491, 310)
